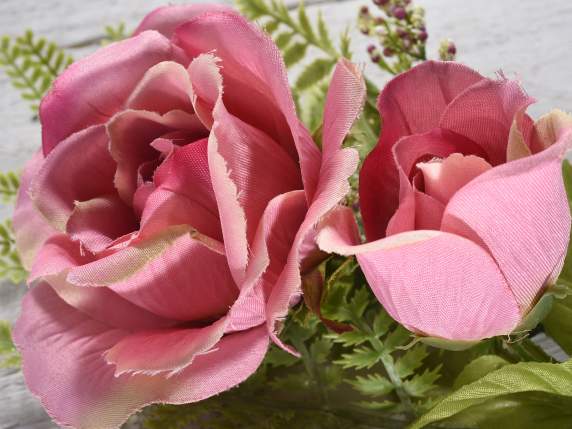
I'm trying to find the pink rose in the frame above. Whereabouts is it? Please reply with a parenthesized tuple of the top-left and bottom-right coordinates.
(12, 5, 364, 428)
(318, 61, 572, 342)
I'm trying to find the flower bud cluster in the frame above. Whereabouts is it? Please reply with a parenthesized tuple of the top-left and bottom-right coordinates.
(438, 38, 457, 61)
(359, 0, 427, 73)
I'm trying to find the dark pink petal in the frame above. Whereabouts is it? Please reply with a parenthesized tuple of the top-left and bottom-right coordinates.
(134, 4, 234, 38)
(360, 62, 483, 240)
(66, 194, 138, 253)
(357, 231, 521, 340)
(174, 12, 322, 200)
(67, 228, 237, 322)
(107, 109, 206, 203)
(442, 130, 572, 311)
(13, 151, 56, 269)
(440, 75, 534, 165)
(14, 283, 268, 429)
(40, 31, 182, 154)
(104, 317, 228, 376)
(125, 61, 194, 114)
(31, 125, 116, 231)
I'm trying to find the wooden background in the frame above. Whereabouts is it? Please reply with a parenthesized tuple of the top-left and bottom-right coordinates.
(0, 0, 571, 427)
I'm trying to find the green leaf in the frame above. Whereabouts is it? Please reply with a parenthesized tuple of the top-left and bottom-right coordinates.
(372, 311, 393, 337)
(411, 360, 572, 428)
(264, 344, 299, 368)
(297, 2, 316, 43)
(350, 374, 394, 397)
(402, 365, 441, 398)
(0, 321, 20, 368)
(316, 11, 335, 54)
(327, 329, 369, 347)
(384, 325, 411, 352)
(395, 344, 429, 379)
(274, 31, 294, 50)
(453, 355, 509, 390)
(295, 58, 335, 91)
(336, 346, 379, 369)
(283, 42, 308, 67)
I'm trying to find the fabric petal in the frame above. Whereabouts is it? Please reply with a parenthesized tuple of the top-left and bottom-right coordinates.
(40, 31, 181, 154)
(531, 109, 572, 152)
(174, 11, 322, 201)
(440, 75, 534, 165)
(134, 4, 234, 38)
(356, 231, 521, 340)
(67, 227, 237, 322)
(125, 61, 194, 114)
(13, 150, 56, 269)
(31, 125, 116, 231)
(66, 194, 138, 253)
(104, 317, 228, 376)
(14, 283, 268, 429)
(442, 130, 572, 311)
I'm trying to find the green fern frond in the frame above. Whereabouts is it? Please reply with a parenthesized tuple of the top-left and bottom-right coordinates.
(0, 219, 27, 284)
(0, 321, 20, 368)
(0, 171, 19, 203)
(0, 31, 73, 112)
(102, 22, 128, 45)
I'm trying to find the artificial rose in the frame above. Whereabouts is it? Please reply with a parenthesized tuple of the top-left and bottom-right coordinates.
(12, 5, 364, 428)
(318, 61, 572, 342)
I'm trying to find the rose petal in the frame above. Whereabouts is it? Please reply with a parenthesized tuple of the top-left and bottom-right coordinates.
(442, 130, 572, 311)
(14, 283, 268, 429)
(440, 75, 534, 165)
(13, 151, 56, 269)
(31, 125, 116, 231)
(40, 31, 181, 154)
(174, 12, 322, 201)
(531, 109, 572, 152)
(66, 194, 138, 253)
(356, 231, 521, 340)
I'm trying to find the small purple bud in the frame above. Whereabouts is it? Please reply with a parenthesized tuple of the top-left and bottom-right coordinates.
(383, 47, 394, 57)
(448, 43, 457, 55)
(392, 6, 407, 20)
(360, 5, 369, 15)
(371, 54, 381, 63)
(418, 30, 428, 41)
(367, 44, 376, 54)
(374, 16, 385, 25)
(396, 28, 408, 38)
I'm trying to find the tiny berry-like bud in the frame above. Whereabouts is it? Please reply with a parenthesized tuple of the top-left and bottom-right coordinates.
(448, 43, 457, 55)
(392, 6, 407, 20)
(367, 44, 376, 54)
(396, 28, 408, 38)
(360, 5, 369, 15)
(418, 30, 428, 41)
(383, 47, 394, 57)
(360, 25, 370, 35)
(374, 16, 385, 25)
(374, 0, 390, 5)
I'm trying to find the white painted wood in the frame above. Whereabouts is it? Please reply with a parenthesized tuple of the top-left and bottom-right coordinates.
(0, 0, 571, 427)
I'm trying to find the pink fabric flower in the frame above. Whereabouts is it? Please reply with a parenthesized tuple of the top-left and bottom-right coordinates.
(318, 61, 572, 342)
(12, 5, 364, 428)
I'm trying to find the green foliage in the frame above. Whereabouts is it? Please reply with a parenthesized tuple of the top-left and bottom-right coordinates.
(0, 30, 73, 112)
(0, 321, 20, 368)
(411, 359, 572, 429)
(0, 219, 27, 284)
(452, 355, 509, 390)
(102, 22, 127, 45)
(0, 171, 19, 203)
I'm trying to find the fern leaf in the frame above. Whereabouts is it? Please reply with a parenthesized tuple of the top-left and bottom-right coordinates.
(0, 321, 20, 368)
(295, 58, 335, 91)
(283, 42, 308, 67)
(336, 346, 380, 369)
(316, 11, 335, 54)
(403, 366, 441, 398)
(395, 344, 429, 379)
(350, 374, 394, 397)
(297, 2, 316, 44)
(0, 171, 19, 203)
(384, 325, 411, 352)
(274, 31, 295, 50)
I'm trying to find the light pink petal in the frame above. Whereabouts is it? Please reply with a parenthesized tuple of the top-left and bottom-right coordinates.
(506, 109, 533, 162)
(417, 153, 492, 204)
(442, 130, 572, 311)
(134, 4, 234, 38)
(531, 109, 572, 152)
(31, 125, 116, 231)
(440, 75, 534, 165)
(107, 109, 206, 203)
(14, 283, 268, 429)
(321, 59, 366, 161)
(13, 151, 57, 269)
(40, 31, 182, 154)
(104, 317, 228, 376)
(68, 228, 237, 322)
(359, 62, 484, 241)
(125, 61, 194, 114)
(174, 12, 322, 201)
(66, 194, 138, 253)
(356, 231, 521, 340)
